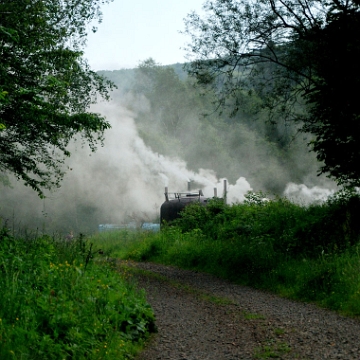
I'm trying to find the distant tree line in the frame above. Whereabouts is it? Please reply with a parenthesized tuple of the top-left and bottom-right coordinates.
(102, 58, 330, 194)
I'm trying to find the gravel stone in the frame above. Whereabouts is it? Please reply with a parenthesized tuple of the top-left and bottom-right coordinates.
(124, 261, 360, 360)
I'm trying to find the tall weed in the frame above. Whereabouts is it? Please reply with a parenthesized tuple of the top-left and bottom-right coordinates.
(0, 227, 155, 359)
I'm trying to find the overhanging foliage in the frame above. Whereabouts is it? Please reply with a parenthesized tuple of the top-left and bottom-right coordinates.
(0, 0, 115, 195)
(184, 0, 360, 186)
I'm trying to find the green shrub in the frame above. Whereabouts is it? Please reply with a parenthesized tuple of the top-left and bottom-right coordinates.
(92, 190, 360, 316)
(0, 227, 155, 360)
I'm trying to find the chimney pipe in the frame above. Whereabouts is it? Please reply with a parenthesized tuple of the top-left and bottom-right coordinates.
(165, 186, 169, 202)
(214, 187, 217, 198)
(223, 179, 227, 204)
(188, 181, 191, 192)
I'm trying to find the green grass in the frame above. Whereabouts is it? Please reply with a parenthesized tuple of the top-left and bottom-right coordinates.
(121, 264, 234, 306)
(0, 227, 156, 360)
(89, 229, 152, 259)
(90, 190, 360, 318)
(254, 341, 291, 359)
(243, 312, 266, 320)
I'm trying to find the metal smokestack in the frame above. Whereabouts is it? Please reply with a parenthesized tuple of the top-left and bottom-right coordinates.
(188, 181, 191, 192)
(165, 186, 169, 202)
(214, 187, 217, 198)
(223, 179, 227, 204)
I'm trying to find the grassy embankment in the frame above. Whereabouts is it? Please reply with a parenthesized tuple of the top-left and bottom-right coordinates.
(92, 189, 360, 317)
(0, 228, 156, 360)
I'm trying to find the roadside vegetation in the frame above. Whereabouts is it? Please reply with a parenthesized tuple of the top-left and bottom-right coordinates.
(0, 227, 156, 360)
(91, 189, 360, 317)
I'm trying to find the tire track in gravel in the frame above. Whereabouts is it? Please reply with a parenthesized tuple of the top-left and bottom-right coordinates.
(120, 261, 360, 360)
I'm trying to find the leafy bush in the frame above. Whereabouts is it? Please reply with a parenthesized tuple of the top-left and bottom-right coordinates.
(174, 191, 360, 258)
(95, 190, 360, 316)
(0, 227, 155, 360)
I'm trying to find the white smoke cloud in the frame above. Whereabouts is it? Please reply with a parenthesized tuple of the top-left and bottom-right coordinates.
(227, 177, 253, 203)
(283, 182, 335, 205)
(0, 100, 253, 232)
(87, 102, 252, 207)
(2, 96, 348, 235)
(201, 176, 252, 204)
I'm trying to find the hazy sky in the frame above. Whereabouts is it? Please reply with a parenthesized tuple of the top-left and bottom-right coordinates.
(84, 0, 205, 71)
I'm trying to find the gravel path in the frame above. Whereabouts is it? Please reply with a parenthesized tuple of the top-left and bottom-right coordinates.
(122, 261, 360, 360)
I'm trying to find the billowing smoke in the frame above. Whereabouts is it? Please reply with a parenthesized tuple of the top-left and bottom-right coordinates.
(0, 83, 341, 234)
(0, 101, 252, 234)
(283, 182, 336, 205)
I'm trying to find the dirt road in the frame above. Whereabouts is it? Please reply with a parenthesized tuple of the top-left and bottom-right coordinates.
(123, 261, 360, 359)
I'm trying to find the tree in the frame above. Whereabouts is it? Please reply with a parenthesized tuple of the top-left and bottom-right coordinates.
(132, 58, 191, 136)
(0, 0, 115, 196)
(183, 0, 360, 187)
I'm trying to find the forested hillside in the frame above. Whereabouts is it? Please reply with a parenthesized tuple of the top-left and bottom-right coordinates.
(99, 59, 335, 195)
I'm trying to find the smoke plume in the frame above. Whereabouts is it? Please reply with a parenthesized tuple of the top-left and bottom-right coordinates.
(283, 182, 335, 205)
(0, 100, 253, 234)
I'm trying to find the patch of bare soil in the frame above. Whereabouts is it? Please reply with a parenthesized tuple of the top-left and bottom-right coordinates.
(123, 261, 360, 360)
